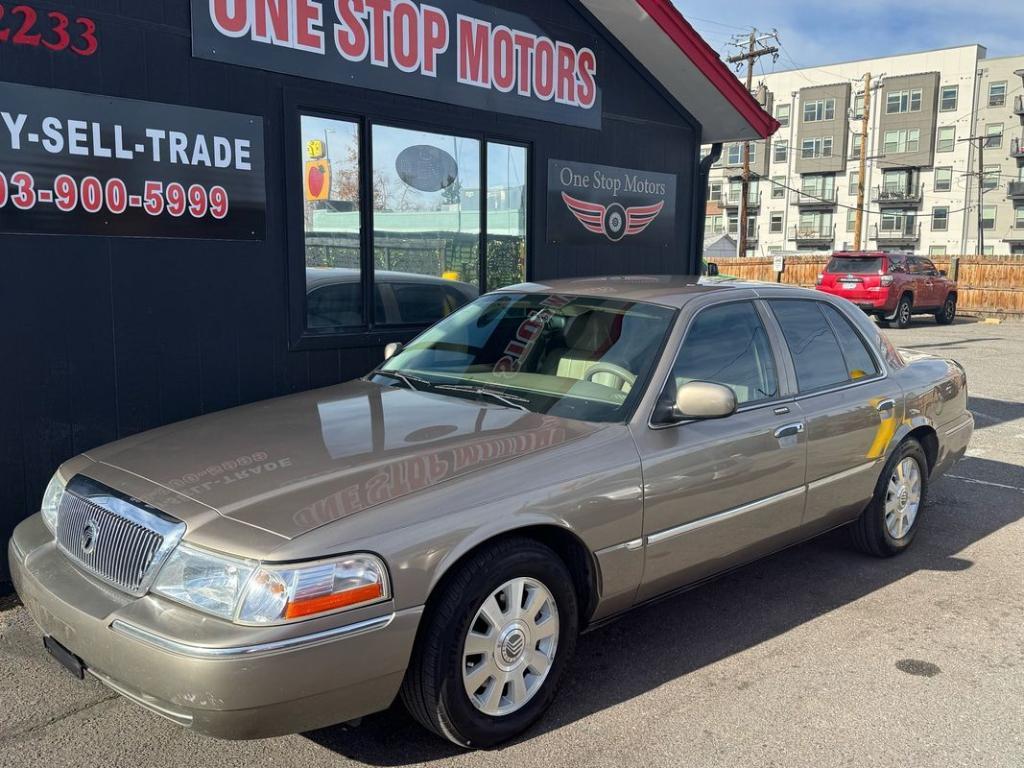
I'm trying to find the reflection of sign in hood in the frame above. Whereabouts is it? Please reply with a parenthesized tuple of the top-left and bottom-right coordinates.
(82, 380, 600, 540)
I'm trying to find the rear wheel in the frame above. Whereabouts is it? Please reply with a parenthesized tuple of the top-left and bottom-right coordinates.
(401, 538, 578, 748)
(894, 294, 913, 329)
(851, 439, 928, 557)
(935, 295, 957, 325)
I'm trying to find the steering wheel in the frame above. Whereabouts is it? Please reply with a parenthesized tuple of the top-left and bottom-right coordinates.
(584, 362, 637, 390)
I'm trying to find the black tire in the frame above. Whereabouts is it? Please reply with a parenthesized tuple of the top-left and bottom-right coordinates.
(851, 439, 929, 557)
(894, 294, 913, 329)
(400, 538, 579, 748)
(935, 295, 957, 325)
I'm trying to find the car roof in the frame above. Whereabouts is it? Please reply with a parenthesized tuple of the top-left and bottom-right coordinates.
(494, 275, 821, 309)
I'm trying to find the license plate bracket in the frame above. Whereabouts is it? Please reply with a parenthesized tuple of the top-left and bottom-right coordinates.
(43, 635, 86, 680)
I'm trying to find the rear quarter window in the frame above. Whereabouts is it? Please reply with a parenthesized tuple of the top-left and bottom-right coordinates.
(821, 305, 881, 380)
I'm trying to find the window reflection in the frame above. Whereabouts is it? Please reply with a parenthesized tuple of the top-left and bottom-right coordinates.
(372, 125, 481, 326)
(301, 116, 362, 332)
(486, 143, 528, 291)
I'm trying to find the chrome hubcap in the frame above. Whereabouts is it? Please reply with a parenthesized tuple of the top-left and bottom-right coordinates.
(462, 577, 559, 717)
(885, 457, 922, 539)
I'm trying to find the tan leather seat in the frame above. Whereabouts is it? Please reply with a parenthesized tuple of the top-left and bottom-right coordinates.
(543, 312, 632, 392)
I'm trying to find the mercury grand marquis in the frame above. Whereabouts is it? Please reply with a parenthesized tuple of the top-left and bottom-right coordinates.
(8, 276, 974, 747)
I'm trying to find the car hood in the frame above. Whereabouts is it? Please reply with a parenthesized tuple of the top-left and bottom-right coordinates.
(83, 380, 600, 541)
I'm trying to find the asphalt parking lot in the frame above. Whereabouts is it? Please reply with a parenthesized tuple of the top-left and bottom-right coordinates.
(1, 316, 1022, 768)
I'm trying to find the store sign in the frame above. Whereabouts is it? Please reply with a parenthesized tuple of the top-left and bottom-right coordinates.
(547, 159, 676, 245)
(0, 81, 265, 240)
(192, 0, 601, 129)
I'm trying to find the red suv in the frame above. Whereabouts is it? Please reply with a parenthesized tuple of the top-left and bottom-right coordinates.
(816, 251, 958, 329)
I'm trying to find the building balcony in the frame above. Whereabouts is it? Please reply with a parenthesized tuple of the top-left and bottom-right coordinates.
(872, 222, 921, 245)
(1011, 139, 1024, 160)
(872, 185, 923, 206)
(1008, 181, 1024, 199)
(722, 191, 762, 208)
(789, 225, 835, 245)
(794, 190, 838, 209)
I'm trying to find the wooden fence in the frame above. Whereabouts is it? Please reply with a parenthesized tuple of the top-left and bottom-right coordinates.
(711, 255, 1024, 317)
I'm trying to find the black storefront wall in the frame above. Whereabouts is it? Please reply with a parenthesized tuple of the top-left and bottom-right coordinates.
(0, 0, 703, 578)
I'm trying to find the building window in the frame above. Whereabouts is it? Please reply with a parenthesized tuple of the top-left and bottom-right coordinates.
(881, 211, 915, 233)
(982, 165, 1001, 191)
(884, 129, 921, 155)
(850, 132, 863, 160)
(929, 246, 947, 256)
(708, 181, 723, 203)
(982, 206, 996, 230)
(485, 142, 529, 292)
(934, 167, 953, 192)
(301, 115, 364, 333)
(886, 88, 922, 114)
(940, 85, 958, 111)
(776, 103, 791, 127)
(932, 206, 949, 231)
(846, 209, 857, 232)
(801, 174, 835, 199)
(773, 140, 788, 163)
(770, 212, 783, 233)
(725, 143, 755, 165)
(802, 137, 833, 159)
(803, 98, 836, 123)
(705, 214, 724, 234)
(988, 81, 1007, 107)
(936, 126, 956, 153)
(848, 170, 860, 195)
(853, 93, 865, 120)
(982, 245, 995, 256)
(985, 123, 1003, 149)
(772, 176, 786, 199)
(727, 210, 738, 234)
(1015, 206, 1024, 229)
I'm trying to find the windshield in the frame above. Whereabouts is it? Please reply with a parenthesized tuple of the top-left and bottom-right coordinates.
(372, 293, 677, 423)
(827, 257, 883, 274)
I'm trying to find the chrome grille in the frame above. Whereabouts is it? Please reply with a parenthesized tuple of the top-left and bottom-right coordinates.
(56, 477, 186, 596)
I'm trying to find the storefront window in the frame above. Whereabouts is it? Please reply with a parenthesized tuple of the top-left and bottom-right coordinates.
(372, 125, 481, 326)
(300, 116, 362, 333)
(486, 143, 528, 291)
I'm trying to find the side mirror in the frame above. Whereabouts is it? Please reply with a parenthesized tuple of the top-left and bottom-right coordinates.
(705, 262, 720, 277)
(675, 381, 737, 420)
(384, 342, 403, 361)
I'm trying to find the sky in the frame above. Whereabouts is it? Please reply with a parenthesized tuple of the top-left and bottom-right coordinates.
(675, 1, 1020, 73)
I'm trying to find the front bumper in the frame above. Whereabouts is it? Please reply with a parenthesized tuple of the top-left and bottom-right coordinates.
(9, 513, 422, 739)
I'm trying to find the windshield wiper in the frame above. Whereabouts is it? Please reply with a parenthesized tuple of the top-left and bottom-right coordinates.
(433, 384, 531, 411)
(374, 370, 431, 391)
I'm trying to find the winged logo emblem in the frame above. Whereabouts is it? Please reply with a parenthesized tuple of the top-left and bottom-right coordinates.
(561, 192, 665, 242)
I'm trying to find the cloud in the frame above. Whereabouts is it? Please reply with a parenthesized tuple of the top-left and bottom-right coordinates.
(674, 0, 1020, 69)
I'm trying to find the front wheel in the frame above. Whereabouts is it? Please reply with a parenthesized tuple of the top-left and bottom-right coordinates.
(851, 439, 928, 557)
(400, 538, 579, 748)
(935, 295, 957, 325)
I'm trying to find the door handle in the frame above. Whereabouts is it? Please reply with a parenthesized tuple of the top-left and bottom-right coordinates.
(774, 423, 805, 439)
(877, 399, 897, 412)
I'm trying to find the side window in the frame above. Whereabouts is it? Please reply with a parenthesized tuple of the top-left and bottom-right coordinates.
(821, 305, 881, 380)
(768, 300, 851, 392)
(671, 302, 779, 406)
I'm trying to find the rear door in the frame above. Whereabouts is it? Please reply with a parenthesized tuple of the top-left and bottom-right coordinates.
(632, 299, 808, 601)
(766, 299, 899, 529)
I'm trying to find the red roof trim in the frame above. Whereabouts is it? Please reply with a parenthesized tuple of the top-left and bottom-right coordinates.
(633, 0, 780, 140)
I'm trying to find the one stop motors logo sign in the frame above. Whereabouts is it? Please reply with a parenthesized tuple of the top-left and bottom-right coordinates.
(547, 159, 676, 246)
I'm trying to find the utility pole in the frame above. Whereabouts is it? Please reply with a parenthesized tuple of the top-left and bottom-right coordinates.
(727, 30, 779, 257)
(853, 73, 873, 251)
(960, 135, 989, 255)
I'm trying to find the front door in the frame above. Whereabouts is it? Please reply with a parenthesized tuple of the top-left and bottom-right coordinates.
(632, 300, 808, 602)
(766, 299, 899, 528)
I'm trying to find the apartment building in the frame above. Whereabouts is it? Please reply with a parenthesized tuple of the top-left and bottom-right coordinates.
(704, 45, 1024, 257)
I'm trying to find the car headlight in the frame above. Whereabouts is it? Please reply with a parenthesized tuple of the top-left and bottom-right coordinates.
(152, 545, 389, 625)
(40, 472, 67, 534)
